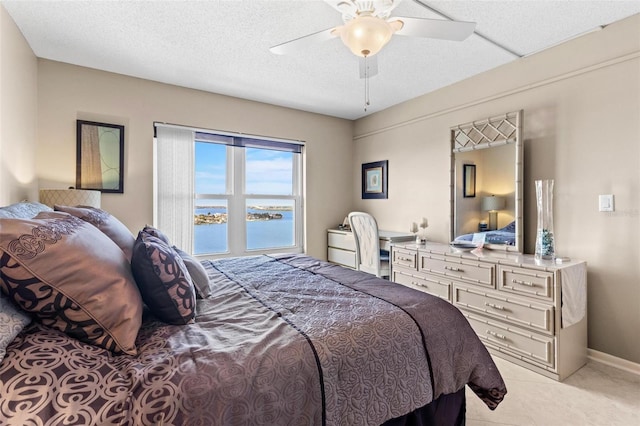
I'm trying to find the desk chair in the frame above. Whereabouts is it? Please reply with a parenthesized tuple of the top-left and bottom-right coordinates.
(348, 212, 390, 279)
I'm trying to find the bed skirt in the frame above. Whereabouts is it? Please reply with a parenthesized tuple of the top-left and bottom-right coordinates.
(383, 388, 466, 426)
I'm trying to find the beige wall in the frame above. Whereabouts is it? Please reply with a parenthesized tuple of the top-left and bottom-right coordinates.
(353, 14, 640, 364)
(3, 3, 639, 365)
(0, 4, 38, 204)
(36, 60, 354, 260)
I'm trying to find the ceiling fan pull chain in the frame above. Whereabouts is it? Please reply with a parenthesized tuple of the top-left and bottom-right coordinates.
(364, 55, 370, 112)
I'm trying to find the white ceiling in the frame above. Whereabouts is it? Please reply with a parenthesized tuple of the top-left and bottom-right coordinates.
(3, 0, 640, 120)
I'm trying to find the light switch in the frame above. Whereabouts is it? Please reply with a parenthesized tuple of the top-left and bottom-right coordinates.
(599, 194, 614, 212)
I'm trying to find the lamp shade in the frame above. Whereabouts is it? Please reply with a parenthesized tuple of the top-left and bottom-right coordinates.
(39, 189, 101, 208)
(338, 15, 399, 57)
(482, 195, 505, 212)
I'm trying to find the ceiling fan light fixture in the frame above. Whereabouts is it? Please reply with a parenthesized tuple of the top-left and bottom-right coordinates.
(339, 15, 396, 57)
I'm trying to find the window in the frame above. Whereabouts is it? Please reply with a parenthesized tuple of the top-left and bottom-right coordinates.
(155, 125, 304, 257)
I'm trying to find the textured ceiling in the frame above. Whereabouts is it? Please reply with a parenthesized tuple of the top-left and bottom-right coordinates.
(3, 0, 640, 120)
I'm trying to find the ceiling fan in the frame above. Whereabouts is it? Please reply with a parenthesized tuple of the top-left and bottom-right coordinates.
(270, 0, 477, 58)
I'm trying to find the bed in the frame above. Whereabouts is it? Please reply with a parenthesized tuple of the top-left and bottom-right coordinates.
(0, 202, 506, 425)
(454, 221, 516, 246)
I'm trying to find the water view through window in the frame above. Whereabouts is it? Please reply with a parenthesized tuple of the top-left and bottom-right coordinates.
(194, 142, 297, 255)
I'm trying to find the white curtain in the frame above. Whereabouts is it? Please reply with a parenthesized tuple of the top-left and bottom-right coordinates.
(154, 126, 195, 253)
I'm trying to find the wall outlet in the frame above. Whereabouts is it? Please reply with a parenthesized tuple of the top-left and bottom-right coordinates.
(599, 194, 614, 212)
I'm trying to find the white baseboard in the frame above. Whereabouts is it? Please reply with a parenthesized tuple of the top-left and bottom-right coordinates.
(588, 349, 640, 376)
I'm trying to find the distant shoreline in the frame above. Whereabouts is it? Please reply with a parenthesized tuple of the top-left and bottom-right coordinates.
(195, 205, 293, 211)
(195, 211, 284, 225)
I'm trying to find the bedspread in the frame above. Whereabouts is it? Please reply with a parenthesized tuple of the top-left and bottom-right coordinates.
(0, 254, 505, 425)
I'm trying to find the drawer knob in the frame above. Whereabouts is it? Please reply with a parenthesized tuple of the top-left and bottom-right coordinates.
(445, 266, 463, 272)
(513, 279, 535, 287)
(485, 302, 505, 311)
(486, 330, 507, 340)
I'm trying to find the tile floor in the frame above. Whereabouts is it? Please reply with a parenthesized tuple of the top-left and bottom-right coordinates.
(466, 357, 640, 426)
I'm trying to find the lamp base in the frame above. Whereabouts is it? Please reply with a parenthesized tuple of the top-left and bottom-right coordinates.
(488, 211, 498, 231)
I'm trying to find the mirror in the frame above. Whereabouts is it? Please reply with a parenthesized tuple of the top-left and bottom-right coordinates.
(450, 111, 523, 252)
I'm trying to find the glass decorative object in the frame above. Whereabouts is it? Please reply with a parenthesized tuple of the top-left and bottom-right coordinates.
(410, 222, 420, 244)
(535, 179, 555, 260)
(419, 217, 429, 243)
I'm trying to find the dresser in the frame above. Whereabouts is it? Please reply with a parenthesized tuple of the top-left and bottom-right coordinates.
(327, 228, 415, 269)
(391, 242, 587, 381)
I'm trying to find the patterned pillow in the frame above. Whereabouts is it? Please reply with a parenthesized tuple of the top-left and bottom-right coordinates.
(54, 205, 135, 260)
(139, 226, 211, 299)
(172, 246, 212, 299)
(142, 224, 171, 245)
(131, 232, 196, 325)
(0, 211, 143, 355)
(0, 292, 31, 362)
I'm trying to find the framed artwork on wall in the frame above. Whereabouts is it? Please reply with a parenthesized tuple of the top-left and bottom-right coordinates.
(362, 160, 388, 199)
(76, 120, 124, 193)
(463, 164, 476, 198)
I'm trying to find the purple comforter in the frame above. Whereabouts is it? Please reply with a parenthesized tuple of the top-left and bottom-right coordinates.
(0, 254, 506, 425)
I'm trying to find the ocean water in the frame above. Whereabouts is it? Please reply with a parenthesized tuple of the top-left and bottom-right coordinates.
(194, 208, 294, 254)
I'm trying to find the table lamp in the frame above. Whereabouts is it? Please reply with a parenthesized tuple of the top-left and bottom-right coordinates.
(39, 188, 101, 208)
(482, 195, 505, 231)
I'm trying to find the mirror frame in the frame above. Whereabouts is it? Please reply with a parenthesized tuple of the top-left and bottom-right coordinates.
(450, 110, 523, 253)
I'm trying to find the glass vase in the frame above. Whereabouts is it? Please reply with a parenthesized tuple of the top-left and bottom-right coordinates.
(535, 179, 555, 260)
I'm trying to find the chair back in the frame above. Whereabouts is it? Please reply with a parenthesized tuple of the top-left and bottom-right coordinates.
(348, 212, 386, 277)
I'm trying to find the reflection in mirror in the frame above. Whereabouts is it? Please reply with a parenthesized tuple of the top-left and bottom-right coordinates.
(450, 111, 523, 253)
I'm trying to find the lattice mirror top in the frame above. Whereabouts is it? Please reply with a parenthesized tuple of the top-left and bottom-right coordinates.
(452, 111, 519, 152)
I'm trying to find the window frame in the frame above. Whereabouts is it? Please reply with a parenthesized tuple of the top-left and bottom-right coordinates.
(193, 135, 304, 258)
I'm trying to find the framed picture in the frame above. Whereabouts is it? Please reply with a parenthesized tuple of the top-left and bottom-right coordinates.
(362, 160, 388, 199)
(463, 164, 476, 198)
(76, 120, 124, 193)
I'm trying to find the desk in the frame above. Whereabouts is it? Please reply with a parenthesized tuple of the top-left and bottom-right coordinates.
(327, 228, 415, 269)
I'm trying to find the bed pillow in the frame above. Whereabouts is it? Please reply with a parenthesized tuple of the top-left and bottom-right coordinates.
(54, 205, 135, 260)
(172, 246, 212, 299)
(0, 292, 32, 362)
(0, 211, 143, 355)
(142, 224, 171, 245)
(498, 221, 516, 233)
(0, 201, 52, 219)
(131, 232, 196, 325)
(139, 226, 211, 299)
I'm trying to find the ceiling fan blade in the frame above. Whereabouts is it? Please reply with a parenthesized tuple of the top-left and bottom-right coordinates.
(359, 56, 378, 79)
(270, 27, 338, 55)
(392, 16, 476, 41)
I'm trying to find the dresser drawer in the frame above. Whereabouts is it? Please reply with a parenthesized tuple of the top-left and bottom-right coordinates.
(419, 253, 494, 288)
(498, 266, 554, 302)
(393, 269, 450, 300)
(328, 247, 356, 269)
(464, 312, 555, 368)
(392, 248, 417, 269)
(328, 232, 356, 251)
(453, 285, 554, 335)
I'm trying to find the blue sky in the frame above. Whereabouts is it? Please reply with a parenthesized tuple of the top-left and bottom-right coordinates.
(195, 142, 226, 194)
(195, 143, 293, 196)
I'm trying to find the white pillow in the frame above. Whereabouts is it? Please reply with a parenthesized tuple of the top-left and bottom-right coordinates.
(0, 292, 31, 362)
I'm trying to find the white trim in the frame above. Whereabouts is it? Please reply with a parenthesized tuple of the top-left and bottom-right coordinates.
(354, 51, 640, 140)
(588, 349, 640, 377)
(193, 143, 304, 257)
